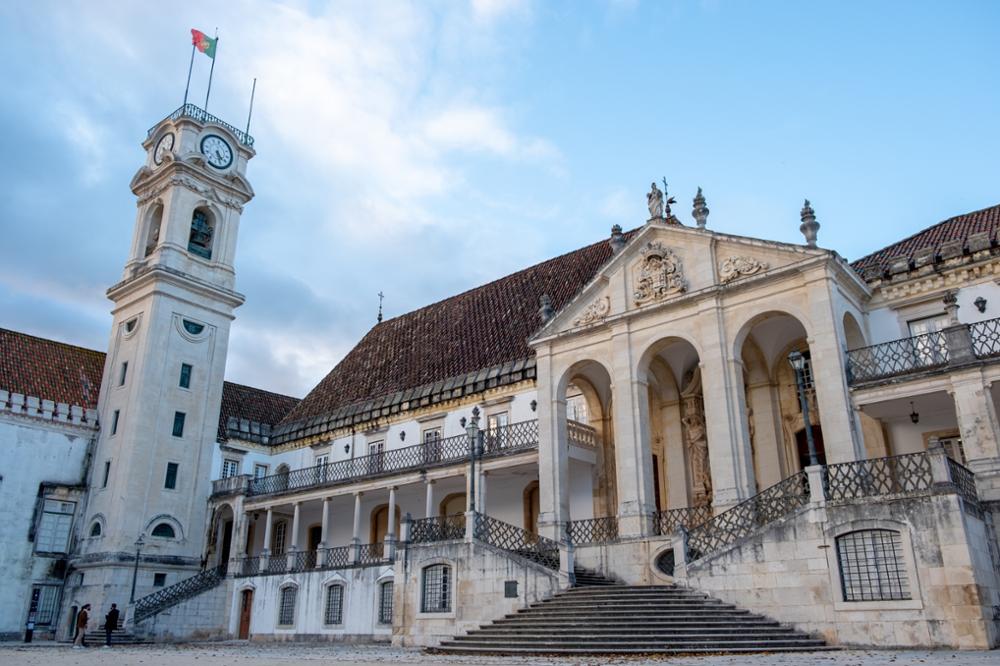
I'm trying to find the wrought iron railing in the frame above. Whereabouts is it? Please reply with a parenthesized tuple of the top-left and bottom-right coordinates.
(409, 514, 466, 543)
(946, 458, 979, 506)
(246, 420, 539, 498)
(265, 553, 288, 575)
(687, 472, 810, 561)
(320, 545, 352, 569)
(652, 506, 713, 536)
(356, 542, 388, 566)
(148, 103, 255, 147)
(846, 331, 949, 384)
(235, 556, 260, 578)
(289, 549, 315, 572)
(970, 317, 1000, 359)
(567, 516, 619, 545)
(473, 512, 559, 570)
(567, 419, 598, 448)
(211, 474, 249, 496)
(826, 452, 933, 501)
(134, 566, 226, 622)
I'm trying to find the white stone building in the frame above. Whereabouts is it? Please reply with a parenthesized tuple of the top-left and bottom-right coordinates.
(1, 102, 999, 650)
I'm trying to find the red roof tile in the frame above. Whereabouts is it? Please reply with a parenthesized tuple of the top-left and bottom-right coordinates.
(851, 203, 1000, 278)
(278, 230, 634, 435)
(0, 327, 298, 441)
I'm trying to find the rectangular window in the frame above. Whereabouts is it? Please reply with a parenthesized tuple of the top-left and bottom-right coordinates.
(278, 586, 297, 626)
(35, 499, 75, 553)
(378, 581, 394, 624)
(253, 464, 269, 479)
(324, 585, 344, 625)
(179, 363, 192, 389)
(486, 412, 510, 452)
(315, 454, 329, 483)
(837, 529, 910, 602)
(368, 440, 385, 474)
(272, 521, 287, 555)
(221, 459, 240, 479)
(118, 361, 128, 386)
(423, 428, 442, 462)
(421, 564, 451, 613)
(101, 461, 111, 489)
(111, 409, 120, 435)
(29, 585, 61, 626)
(172, 412, 186, 437)
(164, 462, 179, 490)
(153, 573, 167, 588)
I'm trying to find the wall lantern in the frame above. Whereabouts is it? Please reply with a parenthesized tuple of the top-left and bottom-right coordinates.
(909, 401, 920, 424)
(344, 443, 351, 454)
(974, 296, 987, 313)
(530, 399, 538, 412)
(399, 430, 406, 441)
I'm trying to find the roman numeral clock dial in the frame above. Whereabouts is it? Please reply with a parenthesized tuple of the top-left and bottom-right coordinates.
(200, 134, 233, 169)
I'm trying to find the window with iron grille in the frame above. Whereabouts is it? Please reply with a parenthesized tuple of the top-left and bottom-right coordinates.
(421, 564, 451, 613)
(35, 499, 75, 553)
(378, 581, 394, 624)
(278, 585, 297, 626)
(836, 529, 910, 602)
(323, 584, 344, 625)
(30, 585, 60, 626)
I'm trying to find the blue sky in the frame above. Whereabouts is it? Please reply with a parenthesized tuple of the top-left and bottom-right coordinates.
(1, 1, 998, 397)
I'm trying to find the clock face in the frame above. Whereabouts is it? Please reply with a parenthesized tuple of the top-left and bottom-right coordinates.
(200, 134, 233, 170)
(153, 132, 175, 165)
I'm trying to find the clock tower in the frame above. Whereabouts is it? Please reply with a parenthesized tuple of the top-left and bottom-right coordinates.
(72, 106, 255, 612)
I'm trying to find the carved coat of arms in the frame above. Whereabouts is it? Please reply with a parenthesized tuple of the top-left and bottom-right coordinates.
(633, 241, 687, 305)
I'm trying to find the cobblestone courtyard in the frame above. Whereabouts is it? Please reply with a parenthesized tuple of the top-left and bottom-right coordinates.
(0, 643, 997, 665)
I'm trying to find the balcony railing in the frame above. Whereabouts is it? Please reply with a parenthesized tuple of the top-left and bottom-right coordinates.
(473, 512, 559, 570)
(652, 506, 712, 536)
(970, 317, 1000, 358)
(825, 452, 933, 501)
(232, 542, 390, 578)
(148, 103, 255, 147)
(409, 514, 466, 543)
(246, 419, 539, 498)
(567, 516, 619, 545)
(846, 331, 949, 384)
(567, 420, 598, 448)
(211, 474, 250, 497)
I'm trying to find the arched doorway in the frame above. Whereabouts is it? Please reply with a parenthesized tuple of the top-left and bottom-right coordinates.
(370, 504, 401, 545)
(558, 360, 616, 518)
(522, 481, 540, 534)
(439, 492, 466, 517)
(238, 589, 253, 639)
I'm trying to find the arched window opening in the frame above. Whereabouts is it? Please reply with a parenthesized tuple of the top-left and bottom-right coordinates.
(187, 208, 215, 260)
(836, 529, 910, 601)
(421, 564, 451, 613)
(278, 585, 297, 626)
(89, 522, 102, 538)
(151, 522, 176, 539)
(323, 584, 344, 625)
(144, 205, 163, 257)
(378, 581, 394, 625)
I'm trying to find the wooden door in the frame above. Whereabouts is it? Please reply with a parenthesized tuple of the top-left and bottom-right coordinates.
(238, 590, 252, 639)
(795, 426, 826, 469)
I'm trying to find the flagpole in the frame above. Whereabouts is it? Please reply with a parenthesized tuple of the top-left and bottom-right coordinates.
(204, 29, 218, 111)
(182, 42, 195, 107)
(245, 78, 257, 137)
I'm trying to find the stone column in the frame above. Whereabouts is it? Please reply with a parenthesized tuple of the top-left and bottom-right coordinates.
(386, 486, 398, 559)
(261, 506, 273, 567)
(424, 479, 435, 518)
(288, 501, 302, 568)
(805, 271, 864, 462)
(746, 381, 785, 488)
(949, 370, 1000, 501)
(610, 324, 656, 536)
(350, 491, 362, 564)
(319, 497, 331, 549)
(537, 346, 571, 543)
(479, 471, 488, 515)
(661, 399, 688, 509)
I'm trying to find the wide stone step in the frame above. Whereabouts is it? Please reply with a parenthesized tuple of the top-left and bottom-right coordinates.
(490, 619, 782, 628)
(434, 645, 837, 655)
(538, 599, 727, 608)
(440, 638, 828, 650)
(460, 629, 805, 639)
(512, 608, 747, 617)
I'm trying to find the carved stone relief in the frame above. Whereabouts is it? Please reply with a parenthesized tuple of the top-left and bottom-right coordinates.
(632, 241, 686, 305)
(573, 295, 610, 326)
(719, 256, 769, 283)
(682, 394, 712, 508)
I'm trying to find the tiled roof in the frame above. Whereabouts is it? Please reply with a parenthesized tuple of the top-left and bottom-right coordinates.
(276, 231, 635, 438)
(217, 381, 300, 442)
(0, 327, 298, 441)
(850, 203, 1000, 279)
(0, 328, 105, 408)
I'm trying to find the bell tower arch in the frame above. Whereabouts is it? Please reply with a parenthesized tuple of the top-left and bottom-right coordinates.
(72, 106, 255, 610)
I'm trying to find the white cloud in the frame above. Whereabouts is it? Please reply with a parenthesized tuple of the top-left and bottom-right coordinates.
(471, 0, 531, 23)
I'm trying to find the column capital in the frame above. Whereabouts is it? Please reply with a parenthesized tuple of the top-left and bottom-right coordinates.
(425, 478, 436, 485)
(353, 491, 363, 498)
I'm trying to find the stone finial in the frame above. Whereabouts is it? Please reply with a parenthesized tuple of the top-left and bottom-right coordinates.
(692, 187, 709, 230)
(799, 199, 819, 248)
(943, 290, 960, 325)
(539, 294, 555, 324)
(609, 224, 625, 253)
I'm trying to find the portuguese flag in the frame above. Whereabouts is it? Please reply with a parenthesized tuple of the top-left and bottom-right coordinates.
(191, 29, 217, 59)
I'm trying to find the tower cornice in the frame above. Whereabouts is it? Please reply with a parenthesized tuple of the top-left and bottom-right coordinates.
(107, 263, 246, 311)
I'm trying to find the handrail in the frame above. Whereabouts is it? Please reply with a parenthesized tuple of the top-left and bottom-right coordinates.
(211, 474, 250, 496)
(134, 565, 226, 622)
(473, 512, 559, 570)
(147, 103, 255, 147)
(566, 516, 619, 545)
(969, 316, 1000, 358)
(246, 420, 539, 498)
(825, 452, 932, 501)
(846, 330, 949, 384)
(566, 419, 598, 448)
(409, 514, 466, 543)
(652, 506, 712, 536)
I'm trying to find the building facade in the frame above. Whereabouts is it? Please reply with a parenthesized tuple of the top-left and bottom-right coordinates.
(1, 103, 999, 649)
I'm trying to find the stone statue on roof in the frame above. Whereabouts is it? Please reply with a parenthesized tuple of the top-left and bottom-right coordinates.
(647, 182, 663, 220)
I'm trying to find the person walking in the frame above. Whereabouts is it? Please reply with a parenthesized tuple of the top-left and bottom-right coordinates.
(73, 604, 91, 648)
(104, 604, 120, 648)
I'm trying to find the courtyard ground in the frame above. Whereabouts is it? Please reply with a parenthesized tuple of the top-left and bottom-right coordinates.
(0, 642, 996, 666)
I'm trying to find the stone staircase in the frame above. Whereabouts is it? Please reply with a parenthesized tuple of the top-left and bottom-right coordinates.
(573, 564, 617, 587)
(435, 584, 831, 655)
(133, 565, 226, 623)
(64, 626, 151, 646)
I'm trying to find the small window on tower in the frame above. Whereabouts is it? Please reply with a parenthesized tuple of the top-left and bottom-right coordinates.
(118, 362, 128, 386)
(102, 460, 111, 488)
(153, 573, 167, 587)
(164, 462, 179, 490)
(187, 208, 214, 260)
(111, 410, 120, 435)
(144, 204, 163, 257)
(179, 363, 192, 389)
(172, 412, 186, 437)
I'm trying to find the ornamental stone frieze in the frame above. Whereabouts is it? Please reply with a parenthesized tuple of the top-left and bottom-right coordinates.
(573, 295, 610, 326)
(719, 256, 769, 283)
(632, 240, 687, 305)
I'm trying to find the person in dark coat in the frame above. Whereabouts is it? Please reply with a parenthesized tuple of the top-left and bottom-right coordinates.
(73, 604, 91, 648)
(104, 604, 120, 648)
